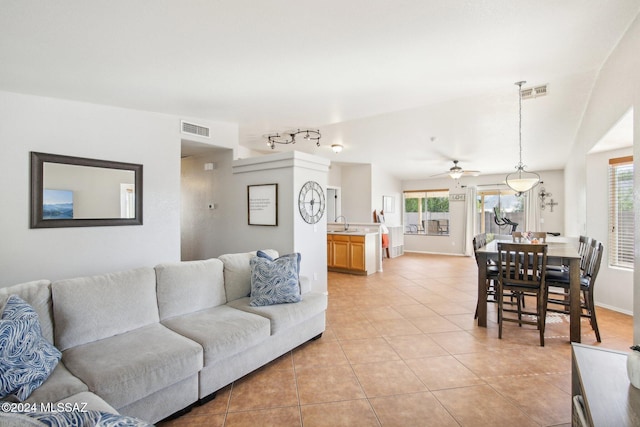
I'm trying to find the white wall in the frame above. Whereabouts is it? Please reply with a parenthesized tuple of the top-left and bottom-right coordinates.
(181, 149, 234, 261)
(586, 147, 634, 314)
(0, 90, 238, 285)
(340, 164, 373, 223)
(230, 152, 330, 294)
(371, 164, 403, 226)
(563, 14, 640, 337)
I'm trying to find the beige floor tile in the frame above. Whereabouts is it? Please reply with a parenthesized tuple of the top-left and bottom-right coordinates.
(228, 367, 298, 412)
(406, 355, 485, 390)
(225, 406, 301, 427)
(159, 253, 633, 427)
(352, 360, 427, 397)
(360, 306, 405, 321)
(409, 315, 463, 334)
(487, 375, 571, 425)
(370, 392, 459, 427)
(332, 322, 382, 340)
(429, 330, 490, 355)
(301, 399, 380, 427)
(296, 364, 365, 404)
(433, 384, 539, 427)
(158, 413, 226, 427)
(392, 303, 440, 319)
(384, 334, 449, 359)
(340, 337, 401, 364)
(369, 318, 423, 336)
(293, 339, 350, 368)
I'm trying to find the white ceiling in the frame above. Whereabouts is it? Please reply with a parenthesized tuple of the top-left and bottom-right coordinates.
(1, 1, 638, 179)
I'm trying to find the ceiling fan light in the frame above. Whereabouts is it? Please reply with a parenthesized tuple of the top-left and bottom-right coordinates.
(449, 170, 464, 179)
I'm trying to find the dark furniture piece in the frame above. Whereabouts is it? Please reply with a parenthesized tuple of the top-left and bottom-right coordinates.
(572, 344, 640, 426)
(497, 243, 548, 346)
(546, 239, 604, 342)
(476, 239, 582, 342)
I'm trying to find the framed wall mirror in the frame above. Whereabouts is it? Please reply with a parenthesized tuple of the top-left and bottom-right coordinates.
(30, 152, 143, 228)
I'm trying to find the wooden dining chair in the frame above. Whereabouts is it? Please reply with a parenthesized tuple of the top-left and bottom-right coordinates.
(545, 239, 603, 342)
(512, 231, 547, 243)
(512, 231, 524, 242)
(497, 243, 548, 346)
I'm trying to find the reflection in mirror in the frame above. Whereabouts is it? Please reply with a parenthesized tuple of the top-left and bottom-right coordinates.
(31, 152, 143, 228)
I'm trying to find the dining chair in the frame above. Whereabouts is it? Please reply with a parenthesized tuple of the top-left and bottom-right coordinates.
(512, 231, 547, 243)
(512, 231, 524, 242)
(497, 243, 548, 346)
(546, 235, 591, 272)
(545, 239, 603, 342)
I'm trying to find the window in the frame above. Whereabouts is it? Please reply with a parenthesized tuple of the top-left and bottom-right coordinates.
(608, 156, 634, 269)
(403, 189, 449, 235)
(476, 190, 524, 235)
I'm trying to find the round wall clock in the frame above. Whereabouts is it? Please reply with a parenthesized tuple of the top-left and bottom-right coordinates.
(298, 181, 325, 224)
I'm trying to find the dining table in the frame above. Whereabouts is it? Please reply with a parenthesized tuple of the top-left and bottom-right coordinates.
(475, 238, 583, 342)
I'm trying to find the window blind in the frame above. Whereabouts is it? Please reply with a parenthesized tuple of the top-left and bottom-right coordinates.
(608, 156, 634, 269)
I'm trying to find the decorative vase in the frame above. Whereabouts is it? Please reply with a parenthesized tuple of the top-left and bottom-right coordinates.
(627, 350, 640, 388)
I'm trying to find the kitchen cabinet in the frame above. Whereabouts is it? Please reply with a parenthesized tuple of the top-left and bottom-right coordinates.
(327, 233, 376, 275)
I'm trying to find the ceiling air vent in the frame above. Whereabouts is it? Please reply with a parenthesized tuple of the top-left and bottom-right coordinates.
(521, 84, 548, 100)
(181, 120, 210, 138)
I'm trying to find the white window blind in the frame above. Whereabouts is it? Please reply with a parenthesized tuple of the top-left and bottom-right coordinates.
(608, 156, 634, 269)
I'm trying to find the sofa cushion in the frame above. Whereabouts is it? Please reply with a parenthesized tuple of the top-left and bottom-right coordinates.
(52, 268, 159, 351)
(226, 292, 327, 335)
(249, 254, 302, 306)
(0, 296, 61, 401)
(62, 323, 203, 409)
(155, 258, 226, 321)
(57, 391, 118, 413)
(0, 280, 53, 344)
(162, 305, 270, 366)
(219, 250, 278, 302)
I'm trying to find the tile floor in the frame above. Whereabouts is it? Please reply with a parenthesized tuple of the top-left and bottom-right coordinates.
(158, 253, 633, 427)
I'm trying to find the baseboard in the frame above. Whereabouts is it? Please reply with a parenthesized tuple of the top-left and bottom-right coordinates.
(403, 250, 468, 257)
(595, 302, 632, 316)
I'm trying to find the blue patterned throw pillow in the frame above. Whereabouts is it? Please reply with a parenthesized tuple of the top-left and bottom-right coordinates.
(26, 410, 153, 427)
(250, 253, 302, 306)
(0, 295, 61, 401)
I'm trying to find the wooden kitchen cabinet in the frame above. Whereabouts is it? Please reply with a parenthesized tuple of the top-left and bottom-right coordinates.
(327, 233, 375, 275)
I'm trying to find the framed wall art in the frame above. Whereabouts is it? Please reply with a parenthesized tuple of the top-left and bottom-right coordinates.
(248, 184, 278, 226)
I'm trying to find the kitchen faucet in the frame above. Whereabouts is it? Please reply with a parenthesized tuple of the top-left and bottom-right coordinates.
(335, 215, 349, 231)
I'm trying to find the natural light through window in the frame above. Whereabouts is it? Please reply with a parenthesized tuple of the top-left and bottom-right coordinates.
(403, 190, 449, 235)
(608, 156, 634, 269)
(476, 190, 523, 235)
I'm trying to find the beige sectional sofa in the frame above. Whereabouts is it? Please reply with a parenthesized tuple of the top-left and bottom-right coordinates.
(0, 250, 327, 424)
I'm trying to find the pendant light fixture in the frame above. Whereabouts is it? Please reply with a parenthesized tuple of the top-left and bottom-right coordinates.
(505, 81, 540, 196)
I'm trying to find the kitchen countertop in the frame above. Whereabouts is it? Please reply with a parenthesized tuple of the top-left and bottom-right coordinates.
(327, 230, 379, 236)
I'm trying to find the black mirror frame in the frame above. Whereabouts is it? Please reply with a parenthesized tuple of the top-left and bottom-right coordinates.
(30, 152, 143, 228)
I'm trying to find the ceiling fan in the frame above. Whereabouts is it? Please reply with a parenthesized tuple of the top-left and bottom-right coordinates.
(431, 160, 480, 179)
